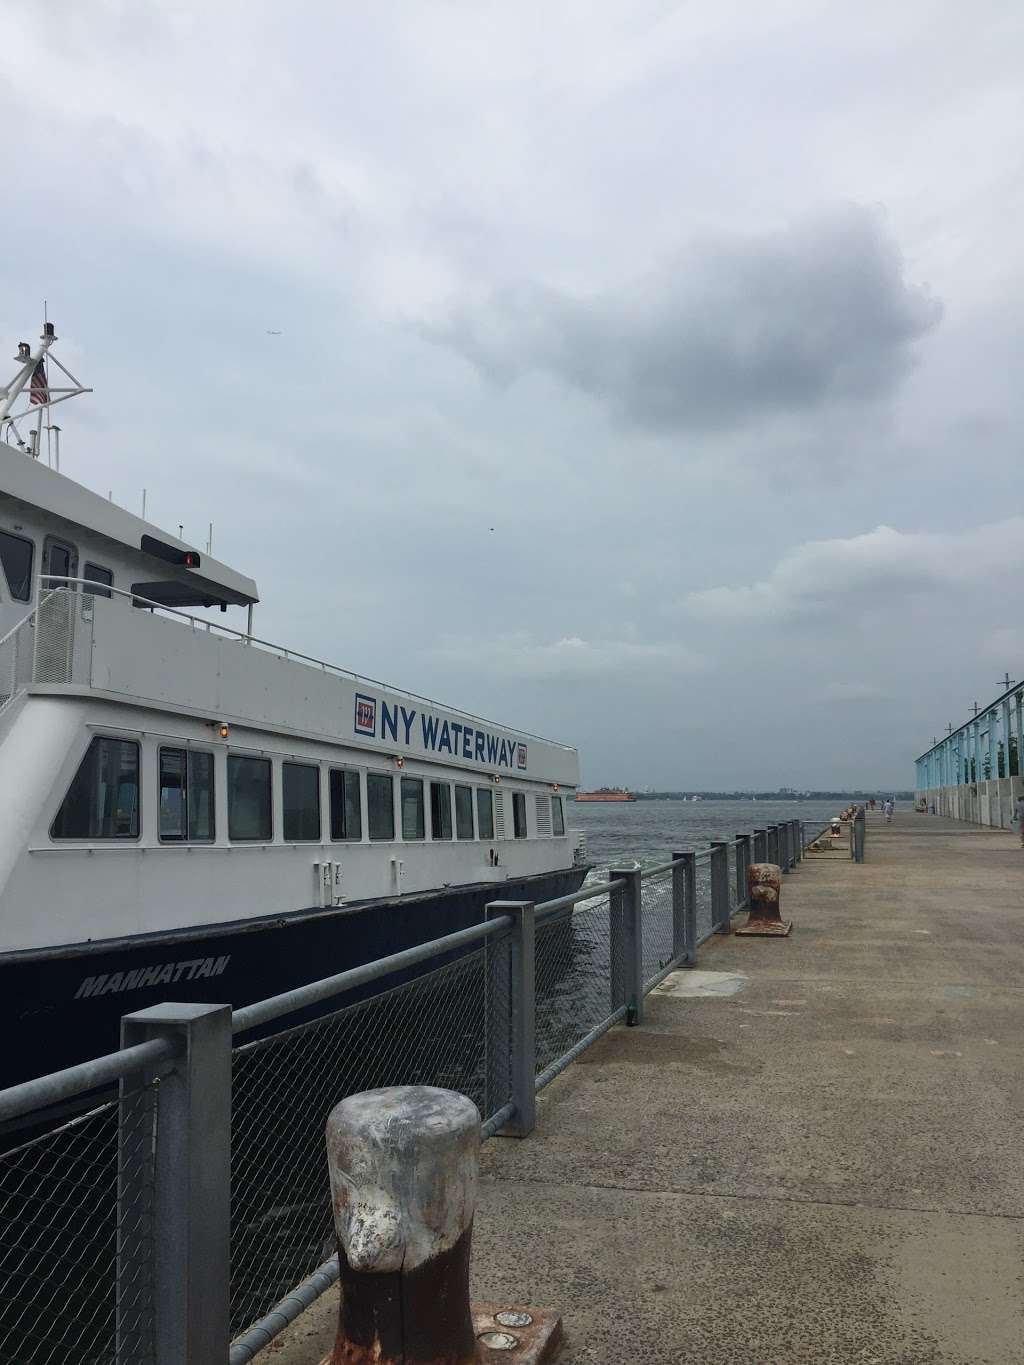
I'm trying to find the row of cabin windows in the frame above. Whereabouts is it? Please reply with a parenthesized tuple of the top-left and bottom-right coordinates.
(51, 736, 567, 844)
(0, 528, 113, 604)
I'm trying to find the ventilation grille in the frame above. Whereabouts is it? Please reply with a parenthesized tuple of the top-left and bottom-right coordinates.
(493, 789, 506, 840)
(535, 794, 552, 836)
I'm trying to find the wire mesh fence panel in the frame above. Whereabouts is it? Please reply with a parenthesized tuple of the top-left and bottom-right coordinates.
(0, 1084, 158, 1365)
(533, 895, 616, 1076)
(694, 859, 714, 944)
(229, 934, 510, 1340)
(640, 874, 675, 987)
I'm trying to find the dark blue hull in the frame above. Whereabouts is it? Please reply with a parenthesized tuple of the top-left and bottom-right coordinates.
(1, 864, 587, 1116)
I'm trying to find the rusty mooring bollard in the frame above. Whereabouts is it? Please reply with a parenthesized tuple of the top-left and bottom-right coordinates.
(326, 1086, 479, 1364)
(325, 1086, 563, 1364)
(736, 862, 792, 937)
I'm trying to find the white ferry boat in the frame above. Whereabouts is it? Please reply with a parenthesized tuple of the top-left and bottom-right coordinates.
(0, 322, 586, 1101)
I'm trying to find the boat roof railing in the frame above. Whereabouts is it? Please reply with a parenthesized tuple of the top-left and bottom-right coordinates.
(36, 576, 577, 753)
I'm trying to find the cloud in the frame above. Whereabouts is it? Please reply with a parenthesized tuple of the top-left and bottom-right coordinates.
(433, 633, 707, 680)
(822, 682, 888, 703)
(430, 206, 942, 432)
(684, 518, 1024, 623)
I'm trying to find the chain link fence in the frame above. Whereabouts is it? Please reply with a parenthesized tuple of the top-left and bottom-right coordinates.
(0, 1084, 158, 1365)
(0, 822, 813, 1363)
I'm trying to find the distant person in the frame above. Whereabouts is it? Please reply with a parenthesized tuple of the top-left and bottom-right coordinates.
(1014, 794, 1024, 848)
(883, 799, 894, 823)
(869, 798, 876, 811)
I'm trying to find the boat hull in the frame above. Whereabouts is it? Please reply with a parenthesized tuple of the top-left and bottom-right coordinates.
(1, 864, 588, 1121)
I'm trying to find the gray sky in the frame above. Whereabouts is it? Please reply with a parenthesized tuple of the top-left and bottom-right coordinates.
(3, 1, 1022, 789)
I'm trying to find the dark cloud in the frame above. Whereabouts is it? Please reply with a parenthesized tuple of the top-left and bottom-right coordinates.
(432, 206, 942, 432)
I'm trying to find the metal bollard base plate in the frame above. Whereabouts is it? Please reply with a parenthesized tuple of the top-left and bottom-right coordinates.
(317, 1302, 562, 1365)
(734, 918, 793, 937)
(473, 1302, 563, 1363)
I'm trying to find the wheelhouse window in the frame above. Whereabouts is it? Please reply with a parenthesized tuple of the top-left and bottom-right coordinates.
(430, 781, 453, 840)
(283, 762, 321, 841)
(454, 784, 474, 839)
(401, 776, 425, 840)
(228, 755, 272, 841)
(512, 791, 527, 839)
(51, 737, 140, 839)
(83, 563, 113, 598)
(330, 769, 362, 841)
(552, 795, 565, 836)
(367, 772, 395, 841)
(0, 531, 33, 602)
(476, 788, 494, 840)
(158, 747, 214, 842)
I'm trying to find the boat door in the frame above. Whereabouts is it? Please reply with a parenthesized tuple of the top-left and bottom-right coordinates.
(36, 535, 79, 682)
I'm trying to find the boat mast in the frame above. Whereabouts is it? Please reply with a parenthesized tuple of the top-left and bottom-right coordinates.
(0, 319, 92, 457)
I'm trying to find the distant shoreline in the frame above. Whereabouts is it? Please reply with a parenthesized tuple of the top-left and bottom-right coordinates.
(573, 791, 912, 802)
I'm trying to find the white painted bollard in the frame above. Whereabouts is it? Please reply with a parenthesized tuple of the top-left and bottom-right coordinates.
(326, 1086, 480, 1365)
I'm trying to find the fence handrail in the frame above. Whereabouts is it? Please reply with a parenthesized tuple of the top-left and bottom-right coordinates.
(534, 876, 626, 914)
(0, 1034, 176, 1124)
(231, 914, 512, 1036)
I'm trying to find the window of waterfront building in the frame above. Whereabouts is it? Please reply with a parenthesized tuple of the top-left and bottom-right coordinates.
(52, 736, 140, 839)
(430, 781, 453, 840)
(552, 796, 565, 836)
(454, 784, 474, 839)
(0, 530, 33, 602)
(401, 776, 425, 840)
(512, 791, 527, 839)
(158, 747, 214, 842)
(330, 768, 362, 841)
(283, 761, 321, 841)
(83, 563, 113, 598)
(367, 772, 395, 841)
(228, 754, 272, 841)
(476, 788, 494, 840)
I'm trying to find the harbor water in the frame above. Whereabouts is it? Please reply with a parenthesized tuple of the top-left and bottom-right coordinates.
(570, 798, 863, 874)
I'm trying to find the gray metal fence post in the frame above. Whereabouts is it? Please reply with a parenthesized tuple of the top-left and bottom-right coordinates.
(485, 901, 536, 1137)
(735, 834, 752, 906)
(767, 824, 779, 867)
(710, 842, 731, 934)
(610, 867, 644, 1025)
(120, 1003, 232, 1365)
(754, 828, 767, 862)
(671, 851, 688, 965)
(781, 822, 792, 872)
(793, 820, 802, 864)
(678, 851, 697, 965)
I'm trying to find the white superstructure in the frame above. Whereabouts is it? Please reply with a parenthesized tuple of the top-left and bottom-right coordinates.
(0, 322, 581, 957)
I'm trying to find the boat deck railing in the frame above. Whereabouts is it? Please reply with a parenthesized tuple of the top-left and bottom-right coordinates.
(0, 815, 849, 1365)
(0, 577, 576, 754)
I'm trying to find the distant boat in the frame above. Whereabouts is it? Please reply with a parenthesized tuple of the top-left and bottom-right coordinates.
(575, 788, 636, 803)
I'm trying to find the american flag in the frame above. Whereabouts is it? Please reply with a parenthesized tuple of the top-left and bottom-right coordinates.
(29, 358, 48, 405)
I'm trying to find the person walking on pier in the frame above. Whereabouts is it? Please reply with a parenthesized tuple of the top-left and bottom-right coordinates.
(883, 798, 894, 823)
(1013, 793, 1024, 847)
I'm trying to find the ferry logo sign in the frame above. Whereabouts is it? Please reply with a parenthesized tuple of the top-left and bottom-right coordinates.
(354, 693, 377, 736)
(517, 743, 528, 769)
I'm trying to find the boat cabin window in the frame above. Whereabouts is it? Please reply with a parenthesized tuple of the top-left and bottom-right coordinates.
(512, 791, 527, 839)
(330, 768, 362, 841)
(42, 535, 77, 589)
(454, 784, 474, 839)
(476, 788, 494, 840)
(430, 781, 453, 840)
(83, 563, 113, 598)
(228, 755, 272, 841)
(51, 736, 140, 840)
(0, 530, 33, 602)
(283, 762, 321, 841)
(401, 776, 425, 840)
(159, 747, 214, 842)
(367, 773, 395, 841)
(552, 795, 565, 836)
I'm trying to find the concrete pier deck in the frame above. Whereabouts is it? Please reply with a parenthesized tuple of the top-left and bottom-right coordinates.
(263, 814, 1024, 1364)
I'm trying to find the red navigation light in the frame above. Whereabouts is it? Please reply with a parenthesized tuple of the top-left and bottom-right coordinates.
(183, 551, 199, 568)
